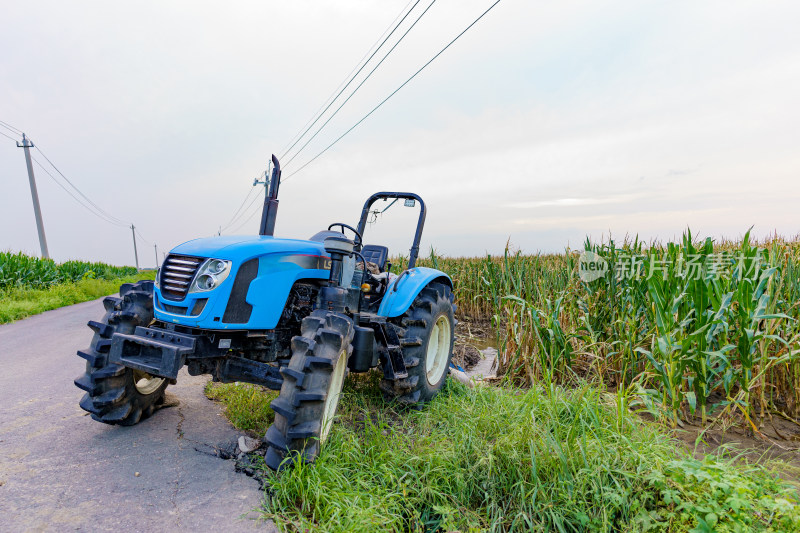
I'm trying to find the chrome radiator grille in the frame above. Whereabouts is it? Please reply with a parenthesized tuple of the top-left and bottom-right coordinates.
(159, 255, 204, 301)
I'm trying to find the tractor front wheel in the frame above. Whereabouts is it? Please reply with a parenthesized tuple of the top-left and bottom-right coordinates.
(264, 310, 354, 470)
(74, 280, 168, 426)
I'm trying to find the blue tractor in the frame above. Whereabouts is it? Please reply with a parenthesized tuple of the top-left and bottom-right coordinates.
(74, 156, 455, 469)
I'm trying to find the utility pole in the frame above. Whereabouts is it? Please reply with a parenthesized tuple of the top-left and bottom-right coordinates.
(130, 224, 139, 270)
(17, 134, 49, 258)
(154, 244, 159, 268)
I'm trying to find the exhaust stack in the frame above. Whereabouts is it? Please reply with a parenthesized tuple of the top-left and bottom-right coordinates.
(259, 154, 282, 236)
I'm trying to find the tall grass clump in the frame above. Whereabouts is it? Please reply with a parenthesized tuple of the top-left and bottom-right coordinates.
(205, 381, 277, 434)
(258, 375, 800, 532)
(407, 231, 800, 426)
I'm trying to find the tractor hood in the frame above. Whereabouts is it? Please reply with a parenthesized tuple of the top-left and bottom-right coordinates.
(171, 235, 327, 260)
(155, 234, 332, 330)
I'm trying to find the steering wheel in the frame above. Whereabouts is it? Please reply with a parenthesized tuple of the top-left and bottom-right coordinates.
(328, 223, 362, 248)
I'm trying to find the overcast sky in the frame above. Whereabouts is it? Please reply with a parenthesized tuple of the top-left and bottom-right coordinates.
(1, 1, 798, 267)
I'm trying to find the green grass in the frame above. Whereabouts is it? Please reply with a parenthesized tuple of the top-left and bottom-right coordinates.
(0, 272, 155, 324)
(208, 375, 800, 532)
(205, 381, 278, 434)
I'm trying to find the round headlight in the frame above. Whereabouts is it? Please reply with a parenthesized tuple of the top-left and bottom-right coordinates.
(208, 259, 227, 274)
(196, 274, 217, 291)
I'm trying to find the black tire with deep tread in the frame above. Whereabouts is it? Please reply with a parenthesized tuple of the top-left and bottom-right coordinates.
(381, 281, 455, 406)
(264, 309, 354, 470)
(74, 280, 168, 426)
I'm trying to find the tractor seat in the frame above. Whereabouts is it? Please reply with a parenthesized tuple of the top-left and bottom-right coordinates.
(361, 245, 389, 272)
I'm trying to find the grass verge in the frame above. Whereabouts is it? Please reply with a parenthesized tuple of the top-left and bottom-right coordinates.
(0, 272, 155, 324)
(207, 374, 800, 532)
(205, 381, 278, 435)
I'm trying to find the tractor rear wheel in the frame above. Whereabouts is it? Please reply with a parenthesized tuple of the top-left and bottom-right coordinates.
(264, 310, 354, 470)
(74, 280, 168, 426)
(381, 281, 455, 406)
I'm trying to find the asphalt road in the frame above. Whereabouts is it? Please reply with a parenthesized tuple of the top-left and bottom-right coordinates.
(0, 298, 276, 532)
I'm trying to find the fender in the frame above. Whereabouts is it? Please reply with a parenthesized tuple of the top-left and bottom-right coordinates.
(377, 267, 452, 318)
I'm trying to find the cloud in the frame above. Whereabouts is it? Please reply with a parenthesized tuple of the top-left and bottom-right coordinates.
(505, 194, 642, 209)
(1, 1, 799, 262)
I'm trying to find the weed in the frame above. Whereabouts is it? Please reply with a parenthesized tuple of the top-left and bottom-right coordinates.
(211, 377, 800, 532)
(205, 381, 278, 435)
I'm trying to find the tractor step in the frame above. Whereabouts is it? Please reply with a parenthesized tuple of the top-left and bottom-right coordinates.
(371, 321, 408, 380)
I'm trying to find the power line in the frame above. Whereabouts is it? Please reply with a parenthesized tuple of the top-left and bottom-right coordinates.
(134, 227, 152, 245)
(232, 178, 260, 219)
(278, 0, 417, 158)
(225, 191, 263, 234)
(229, 200, 264, 234)
(0, 130, 18, 142)
(219, 173, 262, 233)
(283, 0, 437, 168)
(220, 186, 257, 231)
(32, 156, 127, 227)
(0, 119, 23, 135)
(33, 144, 129, 226)
(283, 0, 503, 182)
(31, 156, 129, 228)
(280, 0, 419, 160)
(220, 180, 261, 233)
(33, 146, 157, 242)
(8, 126, 151, 262)
(280, 0, 423, 161)
(225, 0, 420, 234)
(5, 126, 133, 229)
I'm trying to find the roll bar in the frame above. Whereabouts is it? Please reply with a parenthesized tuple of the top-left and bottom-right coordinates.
(356, 192, 426, 269)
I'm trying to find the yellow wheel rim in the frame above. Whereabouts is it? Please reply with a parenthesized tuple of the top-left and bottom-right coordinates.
(426, 315, 451, 385)
(133, 369, 165, 396)
(320, 350, 347, 444)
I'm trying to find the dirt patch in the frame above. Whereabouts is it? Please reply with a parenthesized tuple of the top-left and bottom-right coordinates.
(668, 414, 800, 483)
(209, 440, 272, 491)
(452, 343, 482, 369)
(453, 315, 496, 370)
(456, 314, 494, 340)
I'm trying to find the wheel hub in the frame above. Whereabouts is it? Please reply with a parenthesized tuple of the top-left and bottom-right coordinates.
(425, 314, 451, 385)
(320, 350, 347, 444)
(133, 369, 165, 396)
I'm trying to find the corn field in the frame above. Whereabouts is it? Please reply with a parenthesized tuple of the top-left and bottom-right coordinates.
(401, 231, 800, 426)
(0, 251, 138, 290)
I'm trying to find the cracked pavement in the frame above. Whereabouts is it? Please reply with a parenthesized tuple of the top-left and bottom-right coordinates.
(0, 297, 277, 532)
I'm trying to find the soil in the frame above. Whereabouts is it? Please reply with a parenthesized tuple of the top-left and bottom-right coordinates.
(455, 314, 494, 340)
(453, 315, 496, 370)
(452, 343, 482, 370)
(669, 414, 800, 483)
